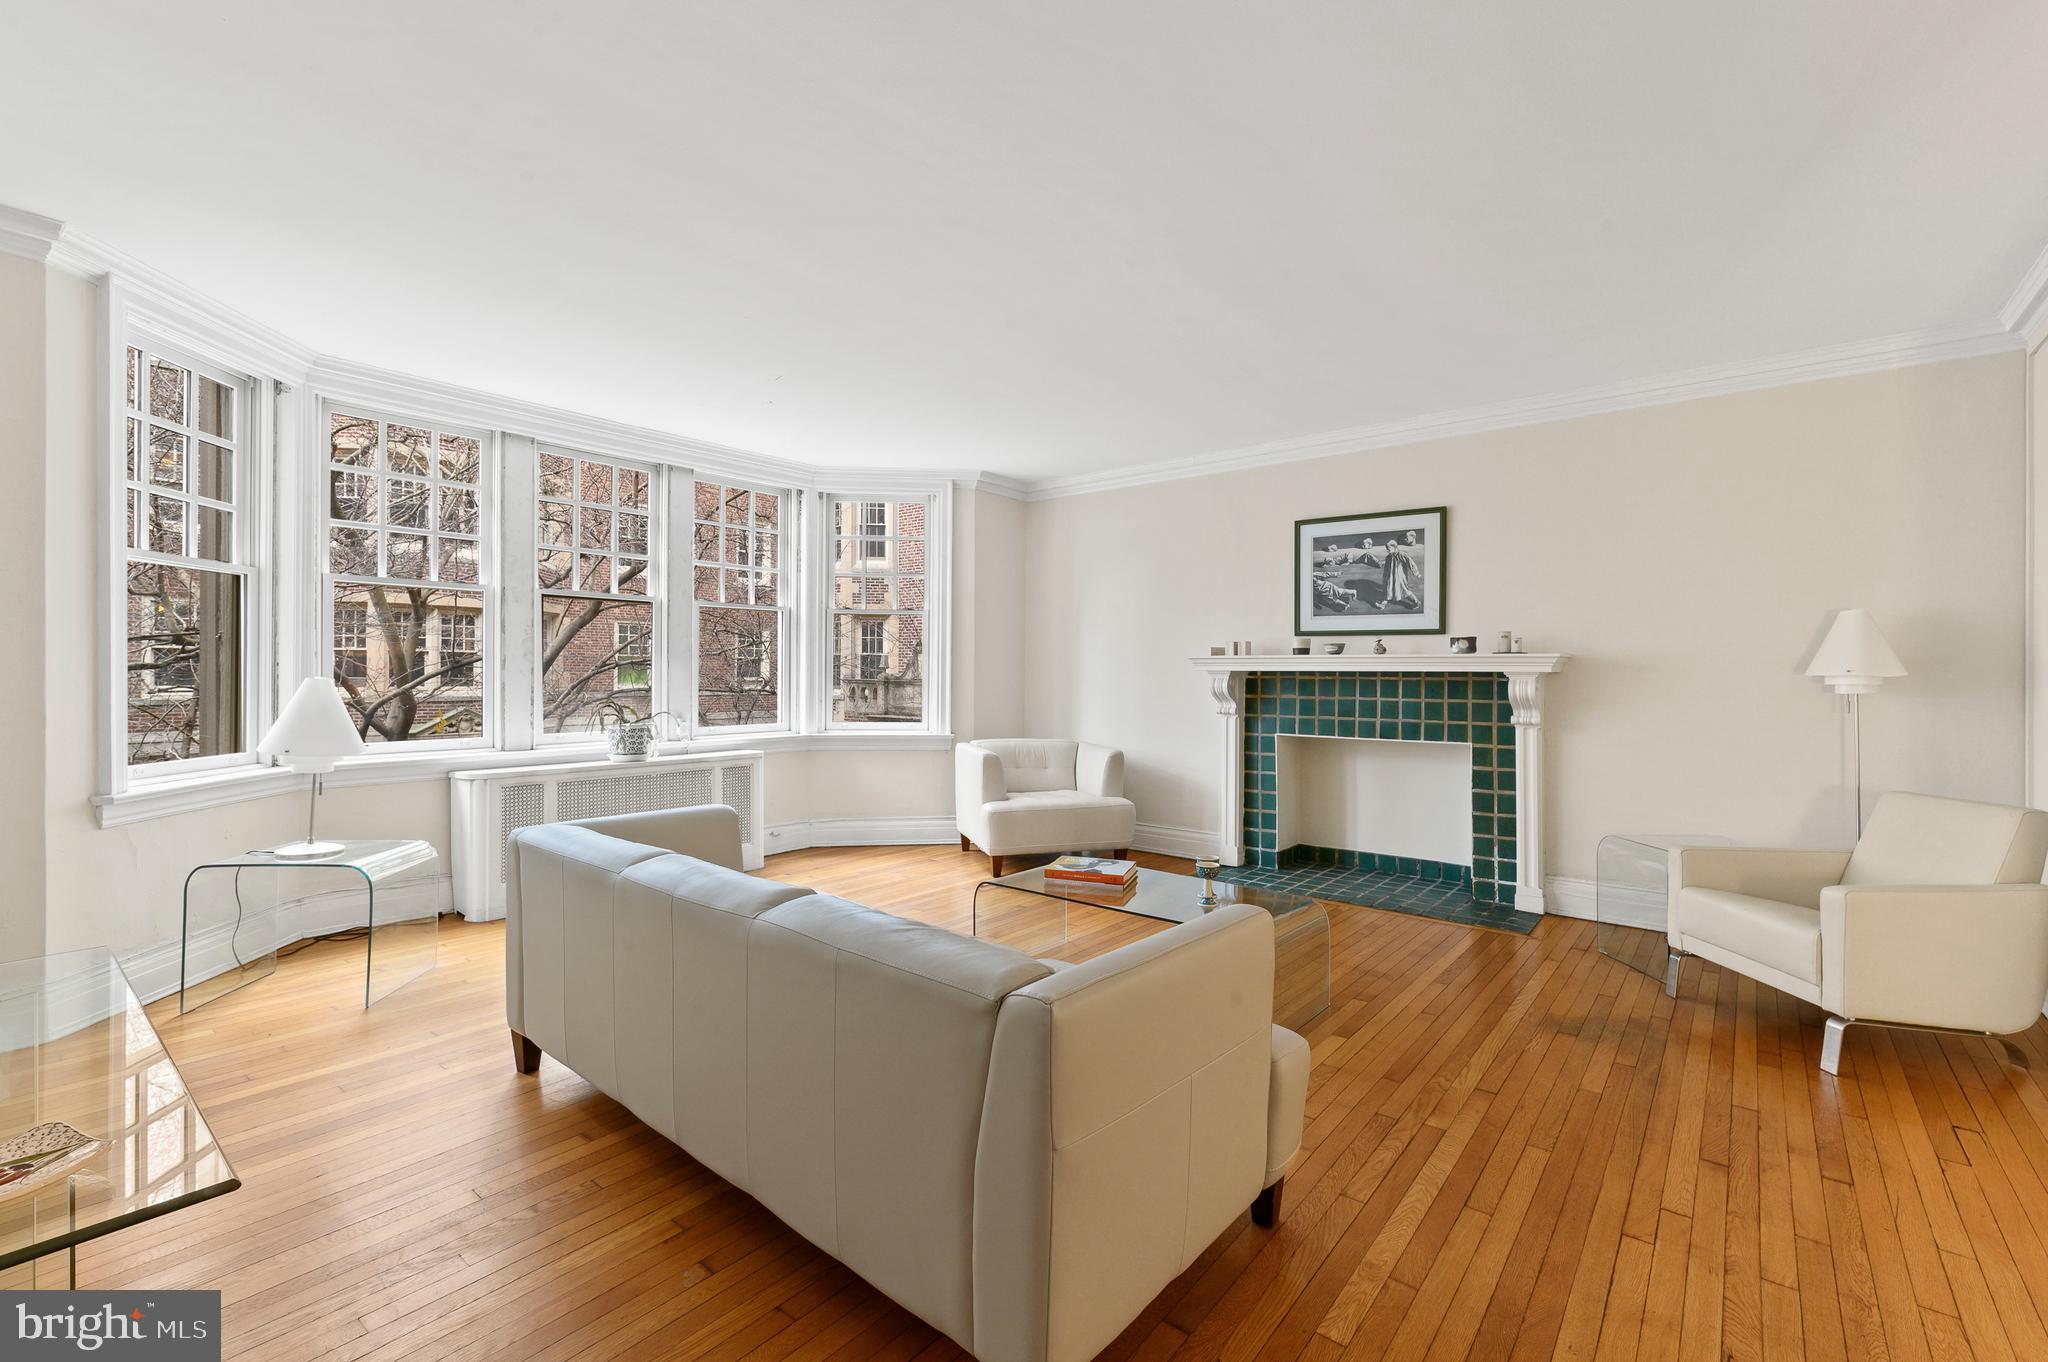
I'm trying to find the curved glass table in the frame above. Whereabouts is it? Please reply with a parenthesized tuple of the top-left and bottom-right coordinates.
(1596, 834, 1731, 981)
(0, 949, 238, 1287)
(180, 839, 441, 1013)
(973, 865, 1332, 1031)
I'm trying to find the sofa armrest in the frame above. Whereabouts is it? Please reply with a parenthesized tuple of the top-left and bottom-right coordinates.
(973, 905, 1275, 1362)
(956, 743, 1005, 840)
(1820, 883, 2048, 1034)
(1075, 743, 1125, 799)
(1266, 1025, 1309, 1187)
(570, 805, 743, 869)
(1668, 846, 1851, 909)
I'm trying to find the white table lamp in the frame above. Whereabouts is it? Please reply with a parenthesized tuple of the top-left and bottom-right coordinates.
(1805, 609, 1906, 835)
(258, 677, 365, 858)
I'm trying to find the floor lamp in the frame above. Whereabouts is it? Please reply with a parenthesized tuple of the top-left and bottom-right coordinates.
(1805, 609, 1906, 837)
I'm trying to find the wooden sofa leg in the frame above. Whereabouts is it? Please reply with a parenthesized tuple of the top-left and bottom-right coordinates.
(511, 1030, 541, 1075)
(1252, 1178, 1283, 1228)
(990, 854, 1006, 878)
(1113, 848, 1129, 859)
(960, 834, 970, 852)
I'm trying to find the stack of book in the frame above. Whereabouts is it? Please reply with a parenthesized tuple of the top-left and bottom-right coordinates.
(1043, 856, 1138, 903)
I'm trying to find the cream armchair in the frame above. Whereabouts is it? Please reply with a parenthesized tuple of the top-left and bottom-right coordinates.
(956, 740, 1138, 876)
(1666, 792, 2048, 1074)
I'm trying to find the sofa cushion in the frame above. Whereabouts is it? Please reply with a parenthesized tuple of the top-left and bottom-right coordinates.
(606, 855, 812, 1161)
(1841, 792, 2048, 887)
(983, 792, 1138, 850)
(744, 894, 1053, 1348)
(1672, 887, 1821, 984)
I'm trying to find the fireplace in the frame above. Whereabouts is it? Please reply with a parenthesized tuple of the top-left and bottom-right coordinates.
(1189, 653, 1567, 919)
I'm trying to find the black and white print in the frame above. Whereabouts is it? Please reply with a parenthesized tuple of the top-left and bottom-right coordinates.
(1294, 507, 1447, 635)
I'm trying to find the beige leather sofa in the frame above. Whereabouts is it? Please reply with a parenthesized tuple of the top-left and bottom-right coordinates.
(505, 805, 1310, 1362)
(956, 739, 1139, 876)
(1666, 792, 2048, 1074)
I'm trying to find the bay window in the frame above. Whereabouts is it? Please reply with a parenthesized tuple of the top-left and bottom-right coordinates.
(326, 409, 488, 743)
(828, 497, 930, 725)
(122, 341, 255, 770)
(693, 481, 787, 730)
(537, 448, 657, 735)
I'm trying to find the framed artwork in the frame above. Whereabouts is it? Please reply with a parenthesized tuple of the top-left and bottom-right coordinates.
(1293, 506, 1447, 635)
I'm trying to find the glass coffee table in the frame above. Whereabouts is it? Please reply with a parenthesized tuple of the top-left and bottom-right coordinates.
(974, 866, 1332, 1030)
(0, 949, 239, 1287)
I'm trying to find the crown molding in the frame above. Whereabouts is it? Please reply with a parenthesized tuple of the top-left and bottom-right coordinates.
(2002, 237, 2048, 349)
(42, 220, 316, 384)
(0, 204, 63, 262)
(1017, 321, 2023, 500)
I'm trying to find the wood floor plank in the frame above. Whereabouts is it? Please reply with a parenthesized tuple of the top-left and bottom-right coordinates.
(34, 842, 2048, 1362)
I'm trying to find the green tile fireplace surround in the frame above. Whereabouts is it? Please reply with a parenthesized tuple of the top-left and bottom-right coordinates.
(1188, 652, 1569, 921)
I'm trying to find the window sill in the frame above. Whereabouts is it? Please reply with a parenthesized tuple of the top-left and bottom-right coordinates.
(92, 730, 957, 827)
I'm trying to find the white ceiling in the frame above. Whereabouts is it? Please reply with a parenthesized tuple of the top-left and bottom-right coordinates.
(5, 2, 2047, 482)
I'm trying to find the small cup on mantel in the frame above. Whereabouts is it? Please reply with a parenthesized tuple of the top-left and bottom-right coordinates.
(1210, 645, 1227, 656)
(1291, 638, 1311, 656)
(1319, 641, 1345, 655)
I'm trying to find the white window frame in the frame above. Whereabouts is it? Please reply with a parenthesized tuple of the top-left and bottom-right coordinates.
(532, 444, 663, 744)
(812, 489, 949, 736)
(318, 399, 496, 751)
(104, 319, 273, 793)
(687, 478, 795, 737)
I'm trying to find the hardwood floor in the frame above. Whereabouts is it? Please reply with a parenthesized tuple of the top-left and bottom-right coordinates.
(68, 842, 2048, 1360)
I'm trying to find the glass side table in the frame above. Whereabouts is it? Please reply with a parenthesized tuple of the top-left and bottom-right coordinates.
(1596, 834, 1732, 982)
(0, 949, 239, 1287)
(180, 839, 440, 1013)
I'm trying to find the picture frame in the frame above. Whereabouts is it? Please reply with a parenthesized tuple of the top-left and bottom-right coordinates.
(1293, 506, 1447, 636)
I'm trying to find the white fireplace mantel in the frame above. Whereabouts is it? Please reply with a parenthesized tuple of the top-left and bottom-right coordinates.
(1188, 653, 1569, 913)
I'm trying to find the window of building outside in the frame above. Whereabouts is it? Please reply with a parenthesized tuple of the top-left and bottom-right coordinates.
(829, 496, 928, 725)
(326, 409, 487, 742)
(537, 448, 656, 734)
(123, 342, 252, 768)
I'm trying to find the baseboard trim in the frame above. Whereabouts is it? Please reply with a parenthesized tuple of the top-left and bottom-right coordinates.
(766, 816, 959, 853)
(1132, 822, 1215, 860)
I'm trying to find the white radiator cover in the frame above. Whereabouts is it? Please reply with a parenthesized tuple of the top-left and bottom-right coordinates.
(449, 750, 766, 920)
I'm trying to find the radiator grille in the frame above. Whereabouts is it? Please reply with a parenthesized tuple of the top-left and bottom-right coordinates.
(721, 765, 755, 843)
(498, 783, 547, 882)
(556, 766, 717, 822)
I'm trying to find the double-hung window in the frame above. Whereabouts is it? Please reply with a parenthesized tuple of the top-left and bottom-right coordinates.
(325, 409, 488, 743)
(536, 448, 656, 735)
(121, 342, 255, 770)
(692, 481, 787, 730)
(828, 497, 930, 725)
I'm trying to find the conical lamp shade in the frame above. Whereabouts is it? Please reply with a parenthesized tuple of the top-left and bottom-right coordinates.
(259, 678, 365, 773)
(1805, 609, 1906, 695)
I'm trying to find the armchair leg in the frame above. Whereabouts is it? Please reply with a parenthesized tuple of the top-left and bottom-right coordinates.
(990, 854, 1006, 878)
(960, 834, 970, 852)
(1820, 1016, 1847, 1076)
(1663, 950, 1682, 999)
(1113, 848, 1129, 859)
(511, 1030, 541, 1075)
(1999, 1038, 2031, 1070)
(1252, 1177, 1283, 1227)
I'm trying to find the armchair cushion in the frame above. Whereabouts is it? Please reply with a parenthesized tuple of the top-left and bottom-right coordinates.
(1671, 888, 1821, 985)
(1669, 846, 1852, 910)
(1841, 792, 2048, 887)
(977, 739, 1081, 793)
(983, 792, 1137, 856)
(1820, 883, 2048, 1034)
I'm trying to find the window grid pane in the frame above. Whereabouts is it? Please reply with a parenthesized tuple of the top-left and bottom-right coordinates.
(326, 408, 489, 745)
(125, 344, 249, 767)
(536, 449, 657, 601)
(829, 497, 927, 725)
(693, 481, 788, 728)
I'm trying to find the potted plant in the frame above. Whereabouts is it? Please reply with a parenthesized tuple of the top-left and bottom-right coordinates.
(596, 703, 677, 762)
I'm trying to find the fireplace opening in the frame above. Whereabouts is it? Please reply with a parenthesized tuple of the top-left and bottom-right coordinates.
(1278, 735, 1472, 871)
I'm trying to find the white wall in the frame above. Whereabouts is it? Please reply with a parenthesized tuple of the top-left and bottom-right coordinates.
(1, 253, 49, 961)
(1022, 353, 2028, 884)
